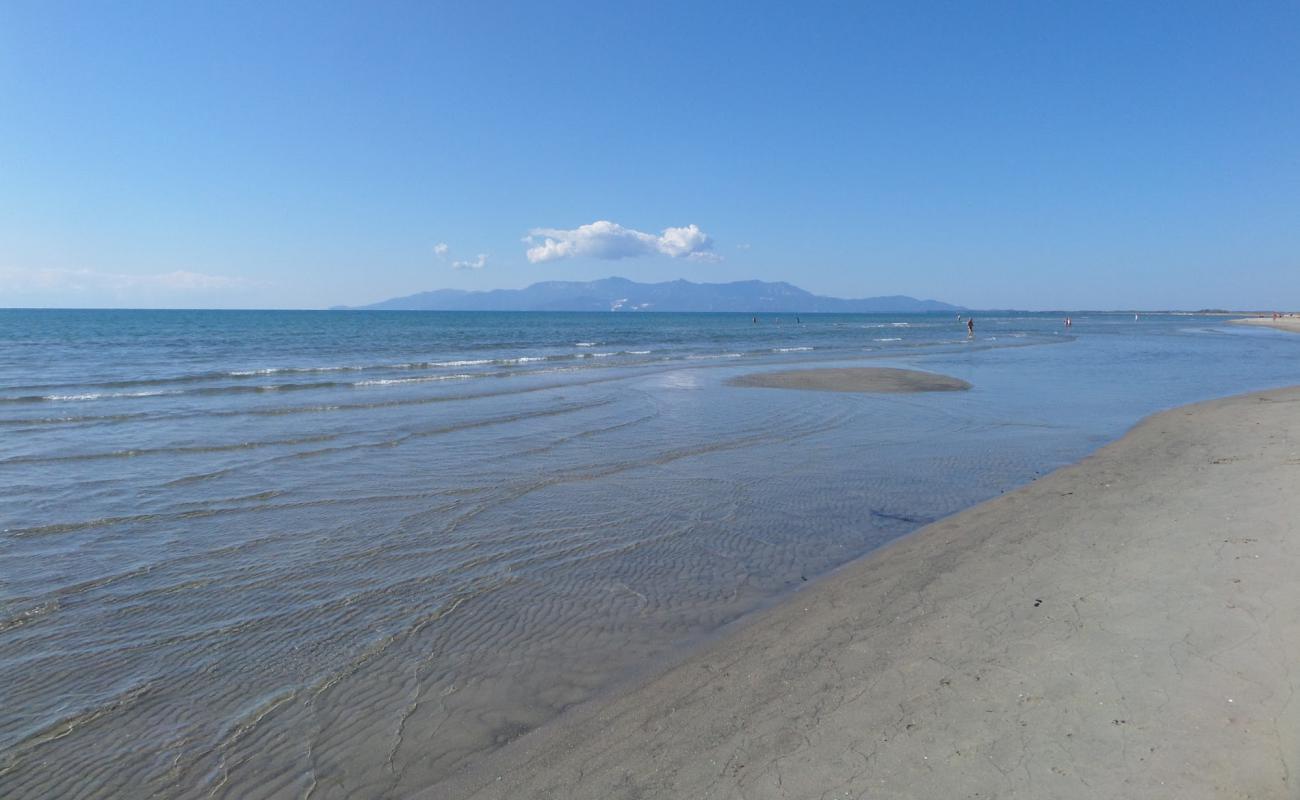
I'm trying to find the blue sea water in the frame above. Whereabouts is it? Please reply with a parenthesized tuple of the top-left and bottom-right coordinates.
(1, 309, 1298, 798)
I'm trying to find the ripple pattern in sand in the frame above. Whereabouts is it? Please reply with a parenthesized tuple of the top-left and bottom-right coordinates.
(5, 314, 1203, 800)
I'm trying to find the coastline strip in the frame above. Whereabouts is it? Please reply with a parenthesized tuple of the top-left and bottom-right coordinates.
(1231, 316, 1300, 334)
(429, 386, 1300, 799)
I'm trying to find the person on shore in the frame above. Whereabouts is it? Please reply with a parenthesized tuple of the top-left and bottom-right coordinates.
(967, 317, 974, 337)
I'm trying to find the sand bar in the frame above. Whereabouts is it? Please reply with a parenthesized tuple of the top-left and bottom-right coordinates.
(727, 367, 971, 393)
(1232, 316, 1300, 334)
(430, 386, 1300, 799)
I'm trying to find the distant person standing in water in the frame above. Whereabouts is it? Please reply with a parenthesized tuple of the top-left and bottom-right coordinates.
(967, 317, 974, 337)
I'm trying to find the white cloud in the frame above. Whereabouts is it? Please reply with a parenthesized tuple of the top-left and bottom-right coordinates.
(524, 220, 719, 263)
(655, 224, 711, 258)
(433, 242, 449, 257)
(451, 254, 487, 270)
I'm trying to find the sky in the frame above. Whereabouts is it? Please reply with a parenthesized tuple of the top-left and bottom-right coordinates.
(1, 1, 1298, 311)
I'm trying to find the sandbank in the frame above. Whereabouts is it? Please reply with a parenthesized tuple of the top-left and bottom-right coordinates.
(430, 386, 1300, 799)
(727, 367, 971, 393)
(1232, 316, 1300, 334)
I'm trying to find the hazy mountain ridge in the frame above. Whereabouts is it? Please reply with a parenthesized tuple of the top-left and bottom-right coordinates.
(339, 277, 962, 313)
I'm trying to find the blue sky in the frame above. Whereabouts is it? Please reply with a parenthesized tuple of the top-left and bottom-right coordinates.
(2, 1, 1298, 310)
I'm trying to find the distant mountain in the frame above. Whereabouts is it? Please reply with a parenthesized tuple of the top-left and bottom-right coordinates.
(338, 277, 962, 313)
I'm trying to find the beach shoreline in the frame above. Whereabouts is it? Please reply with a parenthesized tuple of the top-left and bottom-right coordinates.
(428, 385, 1300, 800)
(1230, 315, 1300, 334)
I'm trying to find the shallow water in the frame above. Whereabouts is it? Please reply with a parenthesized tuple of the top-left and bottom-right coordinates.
(2, 310, 1297, 798)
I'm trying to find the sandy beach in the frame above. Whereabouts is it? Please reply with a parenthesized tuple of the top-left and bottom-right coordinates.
(1232, 316, 1300, 334)
(727, 367, 972, 393)
(430, 385, 1300, 800)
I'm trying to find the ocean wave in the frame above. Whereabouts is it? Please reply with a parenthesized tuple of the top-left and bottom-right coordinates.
(0, 358, 504, 397)
(0, 347, 690, 404)
(354, 375, 475, 387)
(0, 433, 339, 469)
(772, 346, 813, 353)
(36, 390, 183, 403)
(0, 599, 60, 633)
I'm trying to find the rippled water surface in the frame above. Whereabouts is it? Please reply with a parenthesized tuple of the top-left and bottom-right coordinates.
(2, 309, 1298, 798)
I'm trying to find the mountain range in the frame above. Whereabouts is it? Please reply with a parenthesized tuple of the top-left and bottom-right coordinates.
(339, 277, 962, 313)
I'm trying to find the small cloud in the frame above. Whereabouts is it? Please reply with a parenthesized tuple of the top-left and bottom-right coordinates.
(452, 254, 487, 270)
(735, 243, 751, 251)
(523, 220, 719, 264)
(655, 224, 712, 258)
(433, 242, 449, 257)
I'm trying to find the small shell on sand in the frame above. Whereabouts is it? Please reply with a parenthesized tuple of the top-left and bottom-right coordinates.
(727, 367, 971, 393)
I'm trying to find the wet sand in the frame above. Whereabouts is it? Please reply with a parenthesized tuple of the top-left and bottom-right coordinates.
(429, 386, 1300, 799)
(727, 367, 971, 393)
(1232, 316, 1300, 334)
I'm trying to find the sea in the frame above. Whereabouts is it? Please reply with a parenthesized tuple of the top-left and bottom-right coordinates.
(2, 309, 1298, 798)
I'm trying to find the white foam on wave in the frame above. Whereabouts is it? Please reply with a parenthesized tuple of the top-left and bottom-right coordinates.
(873, 337, 902, 342)
(354, 375, 474, 387)
(43, 390, 182, 402)
(229, 365, 363, 376)
(773, 346, 813, 353)
(686, 353, 744, 360)
(431, 359, 493, 368)
(228, 359, 493, 377)
(574, 342, 598, 347)
(627, 350, 652, 355)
